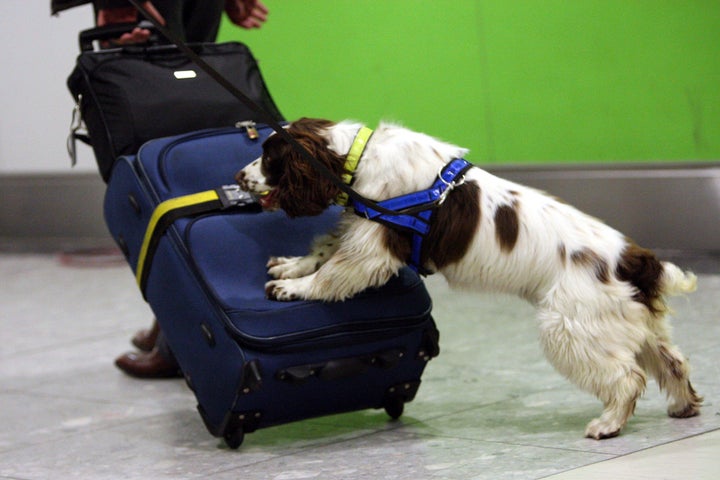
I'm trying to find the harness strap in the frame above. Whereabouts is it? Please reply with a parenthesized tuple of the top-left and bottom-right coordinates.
(352, 158, 473, 274)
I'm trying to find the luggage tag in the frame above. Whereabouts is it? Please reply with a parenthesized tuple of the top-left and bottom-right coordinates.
(215, 185, 261, 209)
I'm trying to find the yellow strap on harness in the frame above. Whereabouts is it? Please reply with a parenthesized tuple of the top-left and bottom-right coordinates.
(135, 189, 221, 291)
(336, 126, 373, 206)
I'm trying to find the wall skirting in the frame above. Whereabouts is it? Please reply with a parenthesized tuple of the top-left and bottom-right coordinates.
(487, 162, 720, 252)
(3, 163, 719, 265)
(1, 173, 111, 252)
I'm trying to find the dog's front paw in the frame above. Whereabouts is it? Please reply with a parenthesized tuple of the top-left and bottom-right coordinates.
(267, 256, 320, 279)
(265, 279, 305, 301)
(267, 256, 298, 279)
(267, 256, 293, 268)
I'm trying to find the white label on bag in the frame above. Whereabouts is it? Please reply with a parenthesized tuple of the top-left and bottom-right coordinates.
(174, 70, 197, 80)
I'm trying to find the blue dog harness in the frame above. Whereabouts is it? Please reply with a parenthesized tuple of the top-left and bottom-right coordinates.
(338, 127, 474, 274)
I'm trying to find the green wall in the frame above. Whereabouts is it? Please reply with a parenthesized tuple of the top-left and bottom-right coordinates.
(218, 0, 720, 164)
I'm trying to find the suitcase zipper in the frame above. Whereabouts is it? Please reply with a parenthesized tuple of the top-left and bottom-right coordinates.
(236, 120, 259, 140)
(222, 308, 434, 352)
(138, 124, 275, 204)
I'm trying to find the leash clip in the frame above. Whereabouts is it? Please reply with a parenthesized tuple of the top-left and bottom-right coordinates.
(436, 166, 467, 205)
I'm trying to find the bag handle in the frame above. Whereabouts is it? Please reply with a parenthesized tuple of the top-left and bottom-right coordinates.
(126, 0, 404, 217)
(78, 20, 159, 51)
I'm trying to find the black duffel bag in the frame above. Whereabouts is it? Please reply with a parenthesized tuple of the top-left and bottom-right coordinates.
(67, 23, 283, 181)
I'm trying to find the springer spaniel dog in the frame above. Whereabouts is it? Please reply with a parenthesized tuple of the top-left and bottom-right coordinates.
(235, 117, 702, 439)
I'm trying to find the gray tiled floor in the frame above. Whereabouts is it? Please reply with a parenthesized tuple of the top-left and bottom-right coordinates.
(1, 252, 718, 479)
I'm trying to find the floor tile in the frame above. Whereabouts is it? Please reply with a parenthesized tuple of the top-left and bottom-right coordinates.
(1, 253, 718, 479)
(544, 428, 720, 480)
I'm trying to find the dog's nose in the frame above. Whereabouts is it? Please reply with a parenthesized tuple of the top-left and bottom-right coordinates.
(235, 170, 246, 187)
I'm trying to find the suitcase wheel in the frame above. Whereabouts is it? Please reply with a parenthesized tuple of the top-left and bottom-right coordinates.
(384, 397, 405, 420)
(384, 380, 422, 420)
(223, 428, 245, 449)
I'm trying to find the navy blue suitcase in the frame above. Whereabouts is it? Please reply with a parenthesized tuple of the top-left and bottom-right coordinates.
(103, 123, 439, 448)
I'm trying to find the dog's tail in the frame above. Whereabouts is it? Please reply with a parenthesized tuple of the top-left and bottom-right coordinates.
(660, 262, 697, 297)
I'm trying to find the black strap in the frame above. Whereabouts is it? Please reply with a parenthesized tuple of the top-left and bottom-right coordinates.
(126, 0, 403, 217)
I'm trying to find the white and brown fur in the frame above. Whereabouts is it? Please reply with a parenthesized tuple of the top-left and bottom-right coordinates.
(235, 117, 702, 439)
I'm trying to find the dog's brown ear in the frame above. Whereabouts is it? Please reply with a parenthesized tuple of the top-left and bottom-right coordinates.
(290, 118, 335, 136)
(276, 133, 344, 217)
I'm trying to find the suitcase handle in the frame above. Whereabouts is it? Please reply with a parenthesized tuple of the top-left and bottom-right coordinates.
(276, 349, 406, 385)
(79, 21, 159, 51)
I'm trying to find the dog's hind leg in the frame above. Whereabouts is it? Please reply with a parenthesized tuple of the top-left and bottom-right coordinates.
(636, 265, 703, 419)
(636, 319, 703, 419)
(538, 306, 648, 439)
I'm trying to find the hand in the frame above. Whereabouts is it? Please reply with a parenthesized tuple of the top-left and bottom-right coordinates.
(96, 1, 165, 45)
(225, 0, 269, 29)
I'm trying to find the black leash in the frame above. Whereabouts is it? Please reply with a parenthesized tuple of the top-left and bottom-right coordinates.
(127, 0, 403, 217)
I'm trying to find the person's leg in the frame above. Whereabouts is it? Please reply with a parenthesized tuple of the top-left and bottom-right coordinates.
(115, 332, 181, 378)
(145, 0, 187, 40)
(132, 318, 159, 351)
(151, 0, 225, 43)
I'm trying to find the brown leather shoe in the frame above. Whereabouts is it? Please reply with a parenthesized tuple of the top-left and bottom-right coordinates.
(114, 348, 182, 379)
(131, 319, 160, 352)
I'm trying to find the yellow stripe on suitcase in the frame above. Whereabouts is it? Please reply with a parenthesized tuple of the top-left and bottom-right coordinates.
(136, 190, 222, 294)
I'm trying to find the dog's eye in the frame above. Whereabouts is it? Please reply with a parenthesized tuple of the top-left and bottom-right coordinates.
(260, 155, 276, 179)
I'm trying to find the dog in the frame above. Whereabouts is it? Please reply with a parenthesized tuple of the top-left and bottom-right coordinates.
(235, 117, 702, 439)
